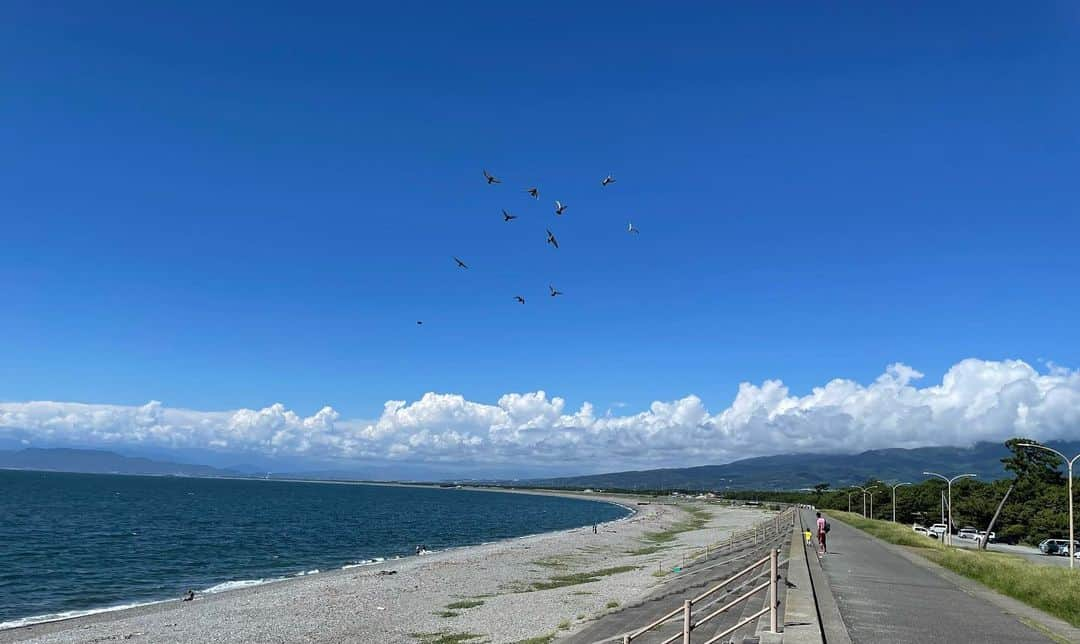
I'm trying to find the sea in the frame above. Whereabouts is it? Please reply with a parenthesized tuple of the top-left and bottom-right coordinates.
(0, 469, 629, 629)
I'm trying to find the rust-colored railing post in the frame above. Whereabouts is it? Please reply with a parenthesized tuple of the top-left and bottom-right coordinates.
(769, 548, 778, 633)
(683, 599, 692, 644)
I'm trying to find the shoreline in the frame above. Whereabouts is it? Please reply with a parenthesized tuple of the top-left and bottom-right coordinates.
(3, 491, 770, 644)
(0, 486, 637, 637)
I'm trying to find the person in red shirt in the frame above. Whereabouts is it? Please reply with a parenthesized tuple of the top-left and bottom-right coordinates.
(816, 512, 827, 554)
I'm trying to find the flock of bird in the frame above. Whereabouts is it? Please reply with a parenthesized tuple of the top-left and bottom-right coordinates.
(416, 169, 635, 326)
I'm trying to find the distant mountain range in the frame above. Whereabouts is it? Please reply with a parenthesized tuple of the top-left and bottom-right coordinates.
(6, 442, 1080, 490)
(0, 448, 240, 477)
(522, 441, 1080, 491)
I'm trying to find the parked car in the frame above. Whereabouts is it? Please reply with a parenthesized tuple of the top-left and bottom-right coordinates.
(1059, 540, 1080, 556)
(929, 523, 948, 537)
(957, 527, 979, 540)
(1039, 539, 1078, 555)
(977, 530, 995, 543)
(913, 526, 930, 537)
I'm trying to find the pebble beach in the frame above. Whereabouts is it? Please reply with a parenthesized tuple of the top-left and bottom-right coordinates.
(1, 492, 768, 644)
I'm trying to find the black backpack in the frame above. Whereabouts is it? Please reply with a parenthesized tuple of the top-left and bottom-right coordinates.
(824, 521, 831, 533)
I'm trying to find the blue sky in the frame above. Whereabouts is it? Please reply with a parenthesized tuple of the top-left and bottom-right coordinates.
(2, 3, 1079, 472)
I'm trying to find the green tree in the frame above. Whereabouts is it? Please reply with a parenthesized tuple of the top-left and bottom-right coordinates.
(1002, 438, 1065, 486)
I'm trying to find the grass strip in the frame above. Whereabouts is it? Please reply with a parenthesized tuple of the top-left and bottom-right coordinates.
(411, 631, 488, 644)
(512, 634, 555, 644)
(445, 599, 485, 610)
(640, 506, 710, 545)
(528, 565, 638, 591)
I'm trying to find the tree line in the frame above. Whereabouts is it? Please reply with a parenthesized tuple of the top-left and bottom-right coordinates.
(718, 438, 1073, 545)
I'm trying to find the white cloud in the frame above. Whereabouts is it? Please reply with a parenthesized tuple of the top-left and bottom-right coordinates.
(1, 358, 1078, 470)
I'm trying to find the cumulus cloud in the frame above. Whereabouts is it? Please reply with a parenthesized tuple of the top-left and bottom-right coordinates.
(1, 358, 1078, 470)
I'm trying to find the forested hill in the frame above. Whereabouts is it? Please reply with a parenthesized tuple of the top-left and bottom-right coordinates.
(525, 441, 1080, 491)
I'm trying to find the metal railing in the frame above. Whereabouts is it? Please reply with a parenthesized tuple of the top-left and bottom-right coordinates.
(656, 507, 794, 574)
(624, 508, 793, 643)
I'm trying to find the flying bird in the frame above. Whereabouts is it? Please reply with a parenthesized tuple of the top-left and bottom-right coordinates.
(514, 296, 526, 304)
(417, 320, 423, 325)
(527, 187, 539, 199)
(554, 200, 567, 216)
(502, 209, 517, 222)
(546, 228, 559, 249)
(601, 174, 616, 187)
(628, 221, 639, 234)
(483, 169, 501, 184)
(549, 284, 563, 297)
(453, 256, 469, 269)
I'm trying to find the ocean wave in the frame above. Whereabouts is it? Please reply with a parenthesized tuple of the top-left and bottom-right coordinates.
(341, 557, 383, 569)
(0, 599, 168, 631)
(202, 578, 280, 593)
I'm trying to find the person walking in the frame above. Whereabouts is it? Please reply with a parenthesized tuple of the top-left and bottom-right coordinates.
(816, 512, 828, 554)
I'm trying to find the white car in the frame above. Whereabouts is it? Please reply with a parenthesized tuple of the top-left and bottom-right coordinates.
(929, 523, 948, 537)
(977, 530, 996, 543)
(957, 528, 979, 540)
(913, 526, 931, 537)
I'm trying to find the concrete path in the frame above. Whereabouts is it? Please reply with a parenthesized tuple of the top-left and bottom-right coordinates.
(802, 510, 1053, 644)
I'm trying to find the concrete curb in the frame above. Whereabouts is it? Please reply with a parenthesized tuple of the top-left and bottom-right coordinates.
(778, 521, 822, 644)
(798, 511, 852, 644)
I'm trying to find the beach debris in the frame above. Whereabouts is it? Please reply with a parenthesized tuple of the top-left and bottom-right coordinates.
(182, 590, 195, 602)
(376, 606, 386, 611)
(376, 570, 397, 576)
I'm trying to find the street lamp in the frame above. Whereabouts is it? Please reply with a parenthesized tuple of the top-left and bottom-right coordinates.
(1018, 443, 1080, 569)
(923, 472, 976, 546)
(867, 487, 881, 519)
(891, 482, 911, 523)
(847, 491, 856, 513)
(854, 486, 871, 517)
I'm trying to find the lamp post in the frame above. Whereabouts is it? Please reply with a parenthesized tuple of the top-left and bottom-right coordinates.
(923, 472, 976, 546)
(854, 486, 871, 517)
(847, 491, 856, 513)
(891, 482, 911, 523)
(1018, 443, 1079, 569)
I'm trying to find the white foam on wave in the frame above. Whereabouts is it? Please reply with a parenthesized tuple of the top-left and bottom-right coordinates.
(0, 599, 169, 631)
(342, 558, 382, 569)
(202, 578, 280, 594)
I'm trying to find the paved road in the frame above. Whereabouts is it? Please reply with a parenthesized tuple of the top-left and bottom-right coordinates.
(950, 537, 1077, 568)
(805, 510, 1053, 644)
